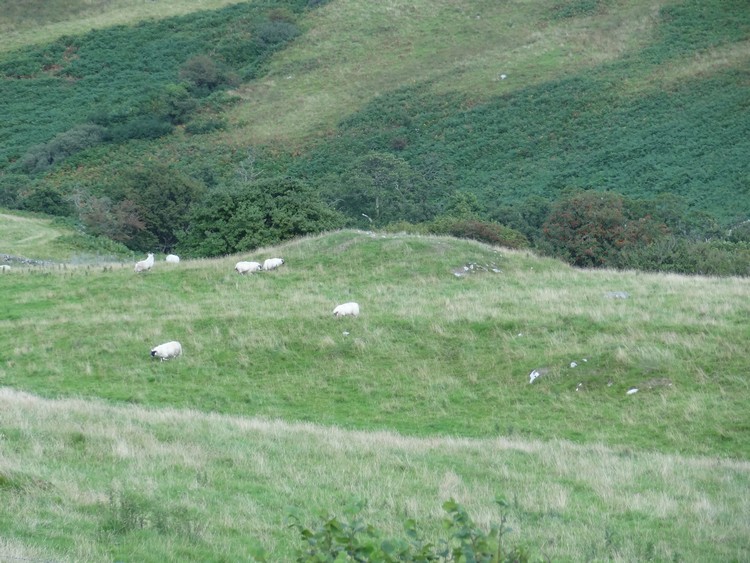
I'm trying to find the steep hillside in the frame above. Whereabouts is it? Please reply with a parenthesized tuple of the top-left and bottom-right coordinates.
(0, 0, 748, 257)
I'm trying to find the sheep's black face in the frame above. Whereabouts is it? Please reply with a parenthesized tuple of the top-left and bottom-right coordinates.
(150, 350, 157, 357)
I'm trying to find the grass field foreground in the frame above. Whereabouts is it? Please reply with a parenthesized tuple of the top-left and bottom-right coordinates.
(1, 387, 749, 561)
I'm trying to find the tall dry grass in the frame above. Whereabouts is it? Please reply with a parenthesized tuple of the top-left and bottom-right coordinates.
(1, 387, 749, 561)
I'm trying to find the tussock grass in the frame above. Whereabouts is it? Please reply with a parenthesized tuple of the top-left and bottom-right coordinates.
(1, 387, 749, 561)
(1, 230, 748, 459)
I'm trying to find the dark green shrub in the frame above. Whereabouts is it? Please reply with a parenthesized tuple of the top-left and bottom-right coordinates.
(727, 220, 750, 244)
(119, 163, 206, 252)
(620, 238, 750, 276)
(431, 217, 529, 250)
(179, 177, 344, 257)
(19, 124, 106, 173)
(21, 187, 74, 216)
(255, 20, 301, 47)
(490, 196, 551, 244)
(184, 118, 228, 135)
(273, 498, 535, 563)
(179, 55, 237, 95)
(154, 83, 199, 124)
(550, 0, 609, 20)
(0, 173, 29, 209)
(326, 152, 438, 227)
(105, 116, 174, 142)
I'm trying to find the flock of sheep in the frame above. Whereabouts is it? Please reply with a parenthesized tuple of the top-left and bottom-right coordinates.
(136, 252, 360, 361)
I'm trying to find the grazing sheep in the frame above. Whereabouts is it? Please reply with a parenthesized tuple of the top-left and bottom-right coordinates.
(235, 261, 263, 274)
(150, 341, 182, 361)
(263, 257, 284, 271)
(165, 254, 180, 264)
(333, 302, 360, 317)
(0, 265, 10, 272)
(134, 253, 154, 273)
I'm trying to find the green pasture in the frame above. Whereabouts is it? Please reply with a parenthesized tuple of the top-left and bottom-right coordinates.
(1, 229, 749, 560)
(2, 230, 748, 459)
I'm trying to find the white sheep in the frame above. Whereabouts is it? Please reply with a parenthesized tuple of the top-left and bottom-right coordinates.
(263, 257, 285, 271)
(134, 253, 154, 273)
(165, 254, 180, 264)
(235, 261, 263, 274)
(150, 341, 182, 361)
(333, 302, 360, 317)
(0, 265, 10, 272)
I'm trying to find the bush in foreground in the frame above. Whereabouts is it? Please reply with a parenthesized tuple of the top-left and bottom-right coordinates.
(252, 498, 538, 562)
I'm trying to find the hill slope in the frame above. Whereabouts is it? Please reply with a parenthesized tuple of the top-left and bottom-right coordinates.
(0, 209, 131, 262)
(0, 0, 747, 232)
(1, 230, 748, 458)
(2, 229, 749, 559)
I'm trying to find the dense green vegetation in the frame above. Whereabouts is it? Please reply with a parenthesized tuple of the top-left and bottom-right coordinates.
(0, 0, 748, 272)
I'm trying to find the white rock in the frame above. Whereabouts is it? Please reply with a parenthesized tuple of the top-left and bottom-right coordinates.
(626, 388, 639, 395)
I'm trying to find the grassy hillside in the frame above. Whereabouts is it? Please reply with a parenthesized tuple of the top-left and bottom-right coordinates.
(0, 209, 132, 262)
(2, 230, 748, 458)
(1, 230, 749, 560)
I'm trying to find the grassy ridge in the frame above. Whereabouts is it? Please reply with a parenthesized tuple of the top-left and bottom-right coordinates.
(1, 230, 748, 458)
(1, 387, 749, 561)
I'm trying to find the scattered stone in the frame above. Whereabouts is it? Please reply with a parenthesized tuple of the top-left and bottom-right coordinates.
(626, 388, 639, 395)
(605, 291, 630, 299)
(528, 367, 549, 384)
(451, 262, 502, 277)
(576, 382, 583, 392)
(570, 361, 578, 368)
(1, 254, 55, 267)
